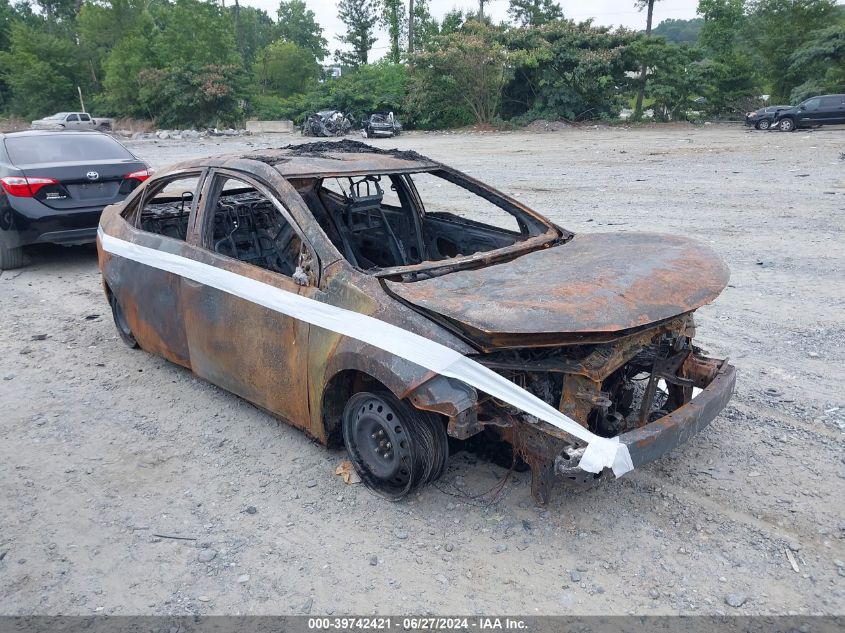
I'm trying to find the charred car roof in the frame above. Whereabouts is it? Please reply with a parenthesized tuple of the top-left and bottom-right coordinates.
(171, 140, 439, 179)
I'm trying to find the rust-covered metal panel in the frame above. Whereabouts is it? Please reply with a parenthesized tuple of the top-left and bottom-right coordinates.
(385, 232, 730, 342)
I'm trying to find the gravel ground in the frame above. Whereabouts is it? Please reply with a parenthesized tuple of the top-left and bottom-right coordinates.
(1, 124, 843, 616)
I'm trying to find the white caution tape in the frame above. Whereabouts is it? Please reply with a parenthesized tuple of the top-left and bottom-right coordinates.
(99, 229, 633, 477)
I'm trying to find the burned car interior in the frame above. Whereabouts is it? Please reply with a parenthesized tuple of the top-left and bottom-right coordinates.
(206, 179, 302, 276)
(138, 175, 199, 241)
(136, 173, 302, 276)
(291, 170, 546, 274)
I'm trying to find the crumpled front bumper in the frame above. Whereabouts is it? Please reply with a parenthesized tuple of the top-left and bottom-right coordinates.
(556, 360, 736, 486)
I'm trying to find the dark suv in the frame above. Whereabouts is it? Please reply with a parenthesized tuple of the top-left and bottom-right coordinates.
(775, 94, 845, 131)
(745, 105, 791, 130)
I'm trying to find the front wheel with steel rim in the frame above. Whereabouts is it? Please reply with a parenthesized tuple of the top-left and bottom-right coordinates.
(108, 291, 138, 348)
(342, 391, 448, 500)
(756, 119, 770, 130)
(778, 117, 795, 132)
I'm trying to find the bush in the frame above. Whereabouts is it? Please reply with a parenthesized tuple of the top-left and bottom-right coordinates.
(247, 94, 312, 123)
(138, 64, 245, 128)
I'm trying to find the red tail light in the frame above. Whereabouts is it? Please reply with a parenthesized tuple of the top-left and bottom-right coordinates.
(125, 168, 153, 182)
(0, 176, 59, 197)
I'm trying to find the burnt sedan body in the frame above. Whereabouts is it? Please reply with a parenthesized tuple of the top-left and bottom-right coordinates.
(0, 130, 150, 269)
(97, 140, 735, 504)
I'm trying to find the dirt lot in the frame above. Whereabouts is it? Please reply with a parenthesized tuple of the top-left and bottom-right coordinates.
(1, 124, 843, 616)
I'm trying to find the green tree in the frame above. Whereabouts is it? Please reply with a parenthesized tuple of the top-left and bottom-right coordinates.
(231, 6, 277, 67)
(410, 0, 439, 52)
(276, 0, 328, 61)
(507, 0, 563, 27)
(651, 17, 703, 43)
(636, 38, 708, 119)
(439, 9, 464, 35)
(697, 0, 745, 55)
(138, 63, 244, 127)
(633, 0, 660, 120)
(152, 0, 239, 67)
(253, 40, 319, 97)
(502, 20, 638, 121)
(744, 0, 840, 100)
(77, 0, 150, 93)
(788, 23, 845, 101)
(408, 23, 510, 126)
(32, 0, 78, 24)
(100, 11, 157, 116)
(335, 0, 378, 66)
(0, 0, 30, 110)
(380, 0, 405, 63)
(696, 0, 757, 114)
(0, 21, 87, 116)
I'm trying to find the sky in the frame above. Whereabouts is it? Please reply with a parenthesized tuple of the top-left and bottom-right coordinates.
(242, 0, 704, 60)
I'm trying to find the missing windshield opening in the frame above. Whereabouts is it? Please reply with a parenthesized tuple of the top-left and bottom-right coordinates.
(293, 169, 548, 275)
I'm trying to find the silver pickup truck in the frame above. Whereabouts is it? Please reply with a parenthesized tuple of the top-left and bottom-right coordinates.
(30, 112, 114, 131)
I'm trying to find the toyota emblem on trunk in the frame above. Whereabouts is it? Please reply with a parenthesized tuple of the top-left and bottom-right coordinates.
(86, 171, 99, 181)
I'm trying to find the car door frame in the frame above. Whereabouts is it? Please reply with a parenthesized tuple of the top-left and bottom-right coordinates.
(105, 168, 209, 367)
(797, 98, 822, 125)
(819, 95, 845, 125)
(836, 96, 845, 124)
(64, 113, 80, 129)
(180, 166, 323, 430)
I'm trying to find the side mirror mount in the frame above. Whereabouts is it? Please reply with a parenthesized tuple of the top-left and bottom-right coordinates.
(294, 244, 317, 287)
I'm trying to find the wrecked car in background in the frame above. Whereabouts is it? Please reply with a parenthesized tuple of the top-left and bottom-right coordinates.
(97, 140, 735, 504)
(302, 111, 353, 137)
(362, 112, 402, 139)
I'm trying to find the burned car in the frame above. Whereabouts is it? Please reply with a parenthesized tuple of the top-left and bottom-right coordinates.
(362, 112, 402, 139)
(97, 140, 735, 503)
(302, 110, 353, 137)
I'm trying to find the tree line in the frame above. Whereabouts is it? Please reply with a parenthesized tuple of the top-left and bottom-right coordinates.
(0, 0, 842, 129)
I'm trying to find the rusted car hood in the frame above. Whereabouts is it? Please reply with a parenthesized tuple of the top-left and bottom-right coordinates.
(385, 232, 729, 344)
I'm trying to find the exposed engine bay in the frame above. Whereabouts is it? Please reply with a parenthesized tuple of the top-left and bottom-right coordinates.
(473, 316, 712, 437)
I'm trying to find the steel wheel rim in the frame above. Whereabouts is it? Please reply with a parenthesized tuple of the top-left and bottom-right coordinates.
(346, 395, 413, 493)
(759, 120, 769, 130)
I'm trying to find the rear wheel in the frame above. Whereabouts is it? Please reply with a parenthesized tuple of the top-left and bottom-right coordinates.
(779, 117, 796, 132)
(108, 291, 138, 348)
(756, 119, 770, 130)
(0, 243, 24, 270)
(342, 390, 448, 500)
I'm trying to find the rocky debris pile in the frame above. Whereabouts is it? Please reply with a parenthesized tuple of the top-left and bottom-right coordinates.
(114, 128, 250, 141)
(524, 119, 571, 132)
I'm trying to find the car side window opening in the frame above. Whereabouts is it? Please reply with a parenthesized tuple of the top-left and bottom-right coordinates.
(301, 170, 542, 273)
(802, 98, 820, 110)
(137, 175, 202, 241)
(66, 114, 79, 122)
(206, 175, 303, 278)
(79, 113, 91, 122)
(819, 96, 841, 108)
